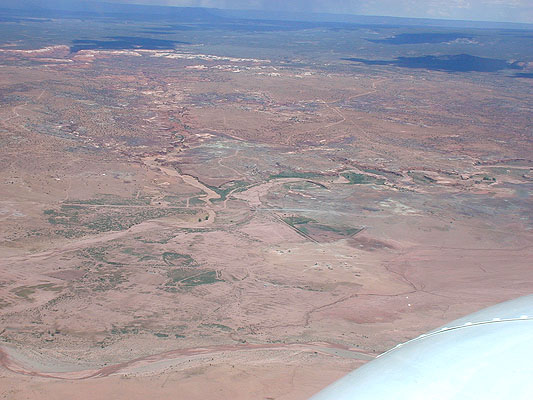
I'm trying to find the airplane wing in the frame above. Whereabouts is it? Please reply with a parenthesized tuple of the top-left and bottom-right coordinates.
(309, 295, 533, 400)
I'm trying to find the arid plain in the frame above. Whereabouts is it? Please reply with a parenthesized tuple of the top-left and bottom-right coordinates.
(1, 10, 532, 399)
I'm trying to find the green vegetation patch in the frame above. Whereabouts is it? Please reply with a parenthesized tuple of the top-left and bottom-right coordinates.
(283, 215, 316, 235)
(121, 247, 139, 256)
(85, 208, 191, 232)
(44, 204, 194, 237)
(135, 234, 173, 244)
(11, 283, 63, 301)
(209, 180, 250, 201)
(74, 248, 126, 291)
(161, 195, 188, 206)
(44, 207, 80, 226)
(361, 167, 401, 179)
(163, 252, 198, 267)
(188, 197, 205, 206)
(120, 247, 161, 263)
(69, 194, 151, 206)
(408, 171, 437, 185)
(314, 225, 364, 237)
(471, 174, 497, 183)
(90, 268, 125, 292)
(341, 172, 385, 185)
(283, 216, 316, 226)
(282, 215, 362, 239)
(167, 268, 200, 283)
(165, 269, 222, 288)
(201, 323, 232, 332)
(111, 325, 139, 335)
(182, 270, 222, 286)
(78, 246, 122, 265)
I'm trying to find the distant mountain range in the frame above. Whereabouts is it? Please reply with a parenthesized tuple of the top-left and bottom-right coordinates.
(1, 0, 532, 30)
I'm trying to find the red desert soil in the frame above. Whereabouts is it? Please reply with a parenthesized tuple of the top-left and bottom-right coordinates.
(0, 34, 531, 400)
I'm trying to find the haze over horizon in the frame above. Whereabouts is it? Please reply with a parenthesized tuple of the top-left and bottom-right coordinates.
(106, 0, 533, 23)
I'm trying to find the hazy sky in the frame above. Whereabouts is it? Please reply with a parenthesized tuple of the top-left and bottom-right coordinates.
(111, 0, 533, 23)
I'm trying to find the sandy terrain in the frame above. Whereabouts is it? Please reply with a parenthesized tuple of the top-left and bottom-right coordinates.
(0, 28, 531, 400)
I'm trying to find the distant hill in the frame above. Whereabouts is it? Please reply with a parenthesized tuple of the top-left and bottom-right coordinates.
(1, 0, 532, 30)
(0, 1, 223, 22)
(214, 9, 533, 30)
